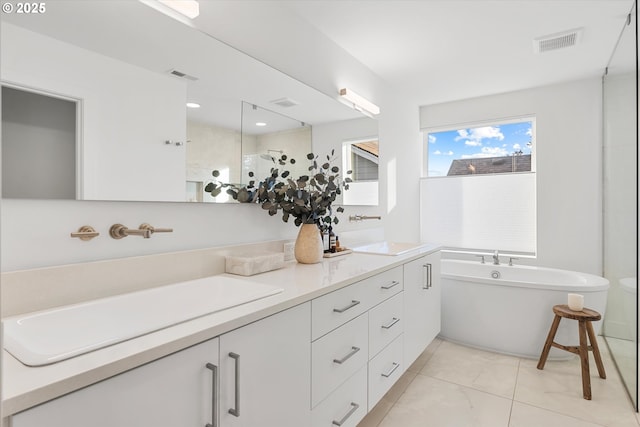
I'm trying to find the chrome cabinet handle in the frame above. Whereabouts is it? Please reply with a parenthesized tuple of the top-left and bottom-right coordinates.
(422, 263, 432, 289)
(205, 363, 218, 427)
(332, 402, 360, 426)
(228, 352, 240, 417)
(381, 280, 400, 290)
(381, 362, 400, 378)
(333, 300, 360, 313)
(381, 317, 400, 330)
(333, 346, 360, 364)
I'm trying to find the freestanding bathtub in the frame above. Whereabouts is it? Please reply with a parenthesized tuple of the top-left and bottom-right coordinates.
(440, 259, 610, 359)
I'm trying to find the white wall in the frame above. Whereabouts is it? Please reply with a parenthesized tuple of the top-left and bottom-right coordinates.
(420, 78, 603, 274)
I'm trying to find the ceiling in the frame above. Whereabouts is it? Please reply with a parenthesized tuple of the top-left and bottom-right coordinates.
(282, 0, 635, 106)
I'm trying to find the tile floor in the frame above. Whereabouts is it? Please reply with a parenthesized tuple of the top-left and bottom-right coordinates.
(358, 338, 639, 427)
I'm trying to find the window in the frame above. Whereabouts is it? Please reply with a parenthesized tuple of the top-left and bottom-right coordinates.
(342, 137, 379, 206)
(420, 117, 536, 254)
(424, 118, 534, 177)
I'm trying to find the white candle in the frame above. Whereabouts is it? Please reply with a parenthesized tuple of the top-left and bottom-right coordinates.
(568, 293, 584, 311)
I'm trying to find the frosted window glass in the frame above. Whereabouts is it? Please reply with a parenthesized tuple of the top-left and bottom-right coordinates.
(420, 173, 536, 253)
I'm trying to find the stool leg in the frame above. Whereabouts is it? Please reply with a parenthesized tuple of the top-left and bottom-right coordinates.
(586, 321, 606, 379)
(578, 320, 592, 400)
(537, 315, 561, 370)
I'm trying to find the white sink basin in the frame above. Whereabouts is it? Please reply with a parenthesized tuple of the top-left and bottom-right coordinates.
(352, 241, 426, 256)
(3, 276, 283, 366)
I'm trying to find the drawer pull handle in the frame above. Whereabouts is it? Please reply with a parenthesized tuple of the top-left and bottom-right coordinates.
(381, 362, 400, 378)
(381, 317, 400, 329)
(381, 280, 400, 290)
(332, 402, 360, 426)
(333, 300, 360, 313)
(422, 263, 432, 289)
(205, 363, 218, 427)
(333, 346, 361, 364)
(228, 352, 240, 417)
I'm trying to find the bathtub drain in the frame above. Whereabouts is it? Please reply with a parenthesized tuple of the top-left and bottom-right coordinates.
(491, 270, 501, 279)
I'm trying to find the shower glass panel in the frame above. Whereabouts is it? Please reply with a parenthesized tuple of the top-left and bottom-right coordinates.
(603, 1, 637, 409)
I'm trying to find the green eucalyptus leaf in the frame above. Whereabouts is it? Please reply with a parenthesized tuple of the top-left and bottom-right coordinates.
(306, 153, 315, 160)
(322, 162, 330, 169)
(331, 166, 339, 173)
(212, 170, 220, 177)
(337, 206, 344, 213)
(204, 182, 214, 192)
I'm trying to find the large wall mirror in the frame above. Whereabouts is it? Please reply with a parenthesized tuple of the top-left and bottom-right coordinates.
(602, 1, 637, 408)
(0, 0, 377, 204)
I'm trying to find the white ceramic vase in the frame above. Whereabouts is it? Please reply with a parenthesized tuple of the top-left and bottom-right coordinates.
(294, 223, 324, 264)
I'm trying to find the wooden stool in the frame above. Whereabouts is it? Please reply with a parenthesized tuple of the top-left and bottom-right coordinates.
(537, 304, 606, 400)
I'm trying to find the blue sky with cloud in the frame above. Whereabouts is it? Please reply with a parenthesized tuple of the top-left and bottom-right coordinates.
(427, 120, 533, 176)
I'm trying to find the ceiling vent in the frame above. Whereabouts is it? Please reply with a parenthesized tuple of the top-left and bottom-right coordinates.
(168, 69, 199, 81)
(533, 28, 583, 53)
(270, 97, 299, 108)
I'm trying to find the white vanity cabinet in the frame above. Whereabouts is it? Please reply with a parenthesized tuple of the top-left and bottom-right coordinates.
(11, 303, 311, 427)
(11, 338, 220, 427)
(218, 302, 311, 427)
(310, 266, 403, 427)
(403, 252, 441, 368)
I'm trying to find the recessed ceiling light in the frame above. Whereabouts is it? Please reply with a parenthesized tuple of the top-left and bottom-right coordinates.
(186, 102, 201, 108)
(256, 122, 267, 127)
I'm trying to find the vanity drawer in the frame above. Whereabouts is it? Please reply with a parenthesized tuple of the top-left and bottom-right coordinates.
(312, 313, 368, 408)
(311, 365, 368, 427)
(312, 279, 370, 340)
(369, 291, 404, 358)
(368, 334, 404, 409)
(365, 266, 403, 308)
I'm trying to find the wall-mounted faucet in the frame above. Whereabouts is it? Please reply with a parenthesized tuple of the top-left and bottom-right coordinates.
(349, 215, 382, 222)
(493, 250, 500, 265)
(109, 224, 152, 239)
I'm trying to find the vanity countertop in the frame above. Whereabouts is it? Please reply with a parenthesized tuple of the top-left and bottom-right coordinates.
(2, 244, 440, 417)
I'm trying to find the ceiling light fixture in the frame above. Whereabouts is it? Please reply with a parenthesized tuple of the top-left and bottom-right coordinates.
(339, 88, 380, 116)
(186, 102, 201, 108)
(157, 0, 199, 19)
(256, 122, 267, 127)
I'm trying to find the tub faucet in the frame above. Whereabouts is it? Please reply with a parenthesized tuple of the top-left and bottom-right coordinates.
(493, 250, 500, 265)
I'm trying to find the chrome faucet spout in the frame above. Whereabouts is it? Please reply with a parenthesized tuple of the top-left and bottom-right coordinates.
(493, 250, 500, 265)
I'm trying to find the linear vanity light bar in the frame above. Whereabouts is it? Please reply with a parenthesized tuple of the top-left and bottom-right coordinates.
(140, 0, 199, 24)
(158, 0, 199, 18)
(339, 88, 380, 116)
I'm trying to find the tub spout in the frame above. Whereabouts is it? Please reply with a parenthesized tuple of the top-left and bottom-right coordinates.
(493, 250, 500, 265)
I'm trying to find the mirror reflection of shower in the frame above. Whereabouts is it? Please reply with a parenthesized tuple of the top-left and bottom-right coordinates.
(260, 149, 284, 161)
(240, 102, 312, 184)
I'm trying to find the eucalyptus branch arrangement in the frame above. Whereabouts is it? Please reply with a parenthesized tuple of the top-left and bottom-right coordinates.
(205, 151, 351, 230)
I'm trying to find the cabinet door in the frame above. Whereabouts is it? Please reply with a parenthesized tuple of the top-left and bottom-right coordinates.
(12, 338, 220, 427)
(219, 303, 311, 427)
(403, 252, 441, 367)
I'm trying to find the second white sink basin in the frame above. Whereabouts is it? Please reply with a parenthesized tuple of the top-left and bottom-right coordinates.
(3, 276, 283, 366)
(352, 241, 426, 256)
